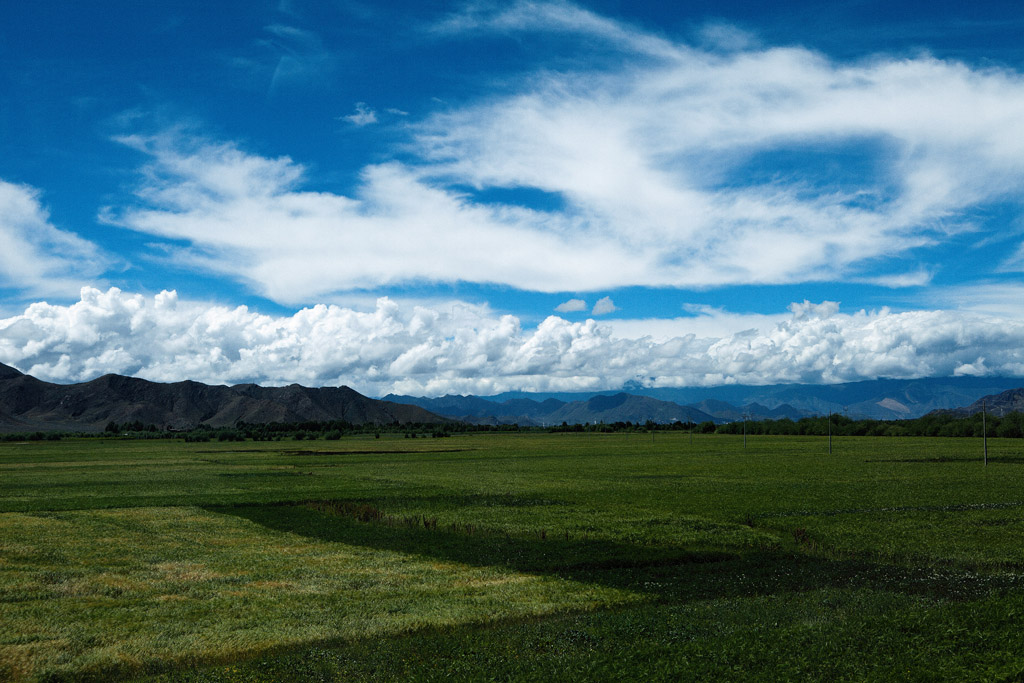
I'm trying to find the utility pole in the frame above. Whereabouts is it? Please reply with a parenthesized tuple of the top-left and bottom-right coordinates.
(742, 413, 749, 449)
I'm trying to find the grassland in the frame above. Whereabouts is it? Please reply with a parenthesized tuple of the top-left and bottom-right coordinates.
(2, 432, 1024, 681)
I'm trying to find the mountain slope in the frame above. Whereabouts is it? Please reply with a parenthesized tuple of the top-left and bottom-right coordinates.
(0, 363, 445, 432)
(940, 388, 1024, 418)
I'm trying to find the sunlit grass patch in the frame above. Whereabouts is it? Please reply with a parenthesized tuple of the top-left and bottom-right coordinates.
(0, 506, 639, 681)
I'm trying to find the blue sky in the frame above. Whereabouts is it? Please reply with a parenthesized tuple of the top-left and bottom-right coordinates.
(3, 1, 1024, 396)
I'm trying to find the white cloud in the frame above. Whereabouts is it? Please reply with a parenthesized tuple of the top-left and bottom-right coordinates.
(922, 282, 1024, 319)
(697, 22, 758, 52)
(592, 296, 617, 315)
(3, 288, 1023, 396)
(105, 132, 640, 303)
(0, 180, 109, 297)
(343, 102, 378, 126)
(106, 8, 1024, 304)
(555, 298, 586, 312)
(603, 306, 791, 343)
(430, 0, 683, 60)
(414, 7, 1024, 287)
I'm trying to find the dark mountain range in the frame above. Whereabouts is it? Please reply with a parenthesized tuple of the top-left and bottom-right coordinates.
(936, 388, 1024, 418)
(4, 358, 1019, 433)
(0, 363, 445, 432)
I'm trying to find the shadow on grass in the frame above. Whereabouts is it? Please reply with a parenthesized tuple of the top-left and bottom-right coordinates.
(866, 456, 1024, 464)
(210, 502, 1024, 606)
(120, 502, 1024, 682)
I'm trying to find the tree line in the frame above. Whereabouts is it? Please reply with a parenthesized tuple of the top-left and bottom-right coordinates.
(5, 409, 1022, 442)
(713, 411, 1024, 438)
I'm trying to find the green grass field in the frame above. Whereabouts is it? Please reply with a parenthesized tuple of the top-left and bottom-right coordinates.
(2, 432, 1024, 681)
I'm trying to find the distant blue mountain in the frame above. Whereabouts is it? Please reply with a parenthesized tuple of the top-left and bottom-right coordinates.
(385, 376, 1024, 424)
(383, 392, 720, 426)
(622, 377, 1024, 419)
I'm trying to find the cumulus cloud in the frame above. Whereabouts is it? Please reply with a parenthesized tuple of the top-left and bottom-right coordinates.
(342, 102, 378, 126)
(105, 5, 1024, 304)
(3, 287, 1024, 396)
(555, 298, 587, 312)
(591, 296, 617, 315)
(0, 180, 108, 297)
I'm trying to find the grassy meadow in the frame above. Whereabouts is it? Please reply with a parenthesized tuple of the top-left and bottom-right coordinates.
(2, 432, 1024, 681)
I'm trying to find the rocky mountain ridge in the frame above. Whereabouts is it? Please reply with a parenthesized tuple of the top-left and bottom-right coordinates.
(0, 363, 444, 432)
(934, 387, 1024, 418)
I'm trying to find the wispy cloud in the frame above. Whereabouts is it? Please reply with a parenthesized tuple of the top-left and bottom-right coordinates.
(105, 132, 637, 303)
(342, 102, 378, 126)
(3, 288, 1024, 395)
(923, 282, 1024, 319)
(696, 22, 759, 52)
(109, 3, 1024, 306)
(0, 180, 109, 297)
(413, 19, 1024, 290)
(267, 24, 333, 91)
(430, 0, 683, 60)
(229, 24, 334, 94)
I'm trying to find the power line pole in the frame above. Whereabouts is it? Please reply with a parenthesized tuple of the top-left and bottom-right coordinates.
(828, 410, 832, 455)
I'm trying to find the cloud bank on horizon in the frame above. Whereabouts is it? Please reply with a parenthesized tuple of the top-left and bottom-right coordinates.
(2, 1, 1024, 395)
(1, 287, 1022, 396)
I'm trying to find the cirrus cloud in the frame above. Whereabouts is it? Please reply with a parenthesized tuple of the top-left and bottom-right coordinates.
(103, 6, 1024, 306)
(0, 180, 108, 298)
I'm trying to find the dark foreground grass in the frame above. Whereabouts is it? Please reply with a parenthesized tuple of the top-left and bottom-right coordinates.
(146, 590, 1024, 682)
(2, 433, 1024, 680)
